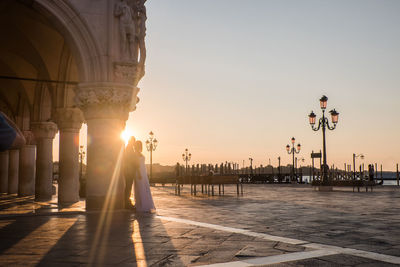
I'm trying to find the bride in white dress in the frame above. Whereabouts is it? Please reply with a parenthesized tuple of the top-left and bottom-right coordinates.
(133, 141, 156, 213)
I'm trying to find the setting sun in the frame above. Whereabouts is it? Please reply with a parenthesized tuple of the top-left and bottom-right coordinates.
(121, 129, 135, 145)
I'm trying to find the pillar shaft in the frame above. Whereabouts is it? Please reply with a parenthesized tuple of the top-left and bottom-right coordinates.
(74, 83, 139, 211)
(58, 130, 80, 204)
(18, 145, 36, 196)
(86, 118, 125, 210)
(0, 151, 9, 193)
(35, 138, 53, 200)
(55, 107, 84, 205)
(31, 122, 57, 201)
(8, 150, 19, 194)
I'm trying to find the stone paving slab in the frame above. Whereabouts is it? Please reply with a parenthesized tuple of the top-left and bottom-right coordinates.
(0, 184, 399, 266)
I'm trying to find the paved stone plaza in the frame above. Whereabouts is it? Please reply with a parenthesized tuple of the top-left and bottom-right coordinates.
(0, 184, 399, 266)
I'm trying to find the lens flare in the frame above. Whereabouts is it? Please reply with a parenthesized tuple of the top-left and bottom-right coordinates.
(88, 146, 124, 266)
(121, 129, 134, 146)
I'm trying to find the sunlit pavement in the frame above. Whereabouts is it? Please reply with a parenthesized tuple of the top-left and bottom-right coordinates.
(0, 184, 399, 266)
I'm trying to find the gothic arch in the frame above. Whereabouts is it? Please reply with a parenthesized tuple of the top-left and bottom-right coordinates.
(32, 0, 106, 83)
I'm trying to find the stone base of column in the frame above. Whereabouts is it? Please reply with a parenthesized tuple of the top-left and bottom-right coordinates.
(0, 151, 9, 193)
(18, 145, 36, 196)
(8, 150, 19, 194)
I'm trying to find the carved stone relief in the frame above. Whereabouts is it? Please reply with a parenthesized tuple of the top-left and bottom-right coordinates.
(31, 122, 58, 139)
(54, 108, 84, 130)
(74, 83, 140, 120)
(22, 131, 35, 145)
(114, 0, 147, 86)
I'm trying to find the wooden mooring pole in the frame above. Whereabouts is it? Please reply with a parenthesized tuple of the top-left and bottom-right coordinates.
(397, 164, 399, 186)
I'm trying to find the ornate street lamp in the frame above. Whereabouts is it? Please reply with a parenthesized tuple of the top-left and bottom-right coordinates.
(182, 148, 191, 175)
(145, 131, 158, 180)
(353, 153, 364, 179)
(308, 95, 339, 185)
(286, 137, 301, 182)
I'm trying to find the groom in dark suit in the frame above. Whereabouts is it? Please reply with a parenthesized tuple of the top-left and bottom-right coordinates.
(123, 136, 139, 209)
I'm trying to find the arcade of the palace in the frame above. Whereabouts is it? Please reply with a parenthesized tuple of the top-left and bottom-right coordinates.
(0, 0, 146, 210)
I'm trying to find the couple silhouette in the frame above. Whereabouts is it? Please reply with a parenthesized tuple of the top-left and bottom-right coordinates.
(123, 136, 155, 213)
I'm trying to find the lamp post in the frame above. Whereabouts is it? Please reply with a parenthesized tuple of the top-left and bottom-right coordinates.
(296, 157, 305, 183)
(145, 131, 158, 180)
(353, 153, 364, 180)
(79, 145, 85, 197)
(308, 95, 339, 185)
(79, 145, 85, 180)
(296, 157, 305, 169)
(278, 156, 281, 182)
(286, 137, 301, 182)
(249, 157, 253, 175)
(182, 148, 191, 175)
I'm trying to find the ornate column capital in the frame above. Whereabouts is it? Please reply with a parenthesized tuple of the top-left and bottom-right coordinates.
(22, 131, 35, 145)
(31, 122, 58, 140)
(74, 82, 139, 121)
(54, 108, 84, 131)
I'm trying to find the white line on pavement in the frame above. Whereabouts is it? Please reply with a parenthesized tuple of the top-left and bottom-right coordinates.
(197, 250, 339, 267)
(156, 216, 306, 245)
(340, 248, 400, 265)
(156, 215, 400, 266)
(303, 243, 400, 265)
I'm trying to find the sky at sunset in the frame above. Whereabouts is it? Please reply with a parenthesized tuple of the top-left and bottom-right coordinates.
(54, 0, 400, 170)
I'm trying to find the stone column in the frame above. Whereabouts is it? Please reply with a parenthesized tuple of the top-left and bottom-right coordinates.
(75, 83, 139, 210)
(18, 145, 36, 196)
(31, 122, 57, 201)
(8, 149, 19, 194)
(0, 151, 9, 193)
(55, 108, 84, 205)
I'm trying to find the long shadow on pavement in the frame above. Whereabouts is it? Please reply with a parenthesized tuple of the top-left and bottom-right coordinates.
(0, 215, 50, 254)
(36, 211, 184, 266)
